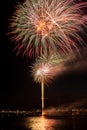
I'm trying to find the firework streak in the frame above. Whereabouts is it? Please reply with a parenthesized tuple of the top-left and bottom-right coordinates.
(31, 54, 65, 115)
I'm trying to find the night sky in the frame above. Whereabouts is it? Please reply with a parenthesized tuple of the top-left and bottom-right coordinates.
(0, 0, 87, 111)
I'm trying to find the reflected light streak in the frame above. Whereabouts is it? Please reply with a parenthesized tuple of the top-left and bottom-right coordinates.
(25, 116, 62, 130)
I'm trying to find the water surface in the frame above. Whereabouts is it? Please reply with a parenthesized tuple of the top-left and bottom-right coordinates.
(0, 115, 87, 130)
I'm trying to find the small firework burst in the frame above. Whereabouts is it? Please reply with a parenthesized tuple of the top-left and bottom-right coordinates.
(9, 0, 87, 57)
(31, 54, 65, 85)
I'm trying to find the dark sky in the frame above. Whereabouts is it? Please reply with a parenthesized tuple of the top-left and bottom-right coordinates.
(0, 0, 87, 111)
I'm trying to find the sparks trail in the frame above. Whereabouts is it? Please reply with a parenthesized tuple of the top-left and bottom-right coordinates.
(9, 0, 87, 57)
(31, 54, 65, 115)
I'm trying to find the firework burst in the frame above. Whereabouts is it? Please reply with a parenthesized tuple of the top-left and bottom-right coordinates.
(31, 54, 65, 115)
(9, 0, 87, 57)
(31, 54, 65, 85)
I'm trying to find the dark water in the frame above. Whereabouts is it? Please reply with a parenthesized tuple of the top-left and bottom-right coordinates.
(0, 115, 87, 130)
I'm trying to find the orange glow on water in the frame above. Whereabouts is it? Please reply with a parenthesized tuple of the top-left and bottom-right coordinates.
(25, 116, 61, 130)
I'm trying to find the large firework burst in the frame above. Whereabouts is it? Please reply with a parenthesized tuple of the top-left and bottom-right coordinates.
(9, 0, 87, 57)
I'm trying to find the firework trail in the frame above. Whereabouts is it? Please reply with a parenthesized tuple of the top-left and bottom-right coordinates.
(9, 0, 87, 57)
(31, 54, 65, 115)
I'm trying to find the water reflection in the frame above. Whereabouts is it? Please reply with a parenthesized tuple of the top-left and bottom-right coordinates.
(0, 115, 87, 130)
(25, 116, 66, 130)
